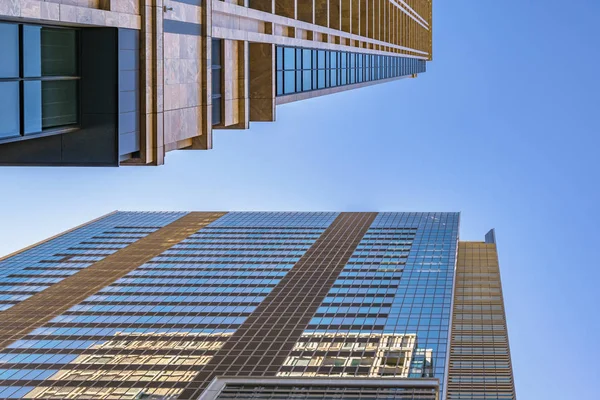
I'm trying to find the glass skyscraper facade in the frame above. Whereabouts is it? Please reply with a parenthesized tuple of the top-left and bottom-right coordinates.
(0, 211, 515, 400)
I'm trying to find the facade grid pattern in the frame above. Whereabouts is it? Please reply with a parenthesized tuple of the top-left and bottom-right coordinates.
(0, 212, 333, 399)
(0, 212, 187, 312)
(278, 212, 459, 399)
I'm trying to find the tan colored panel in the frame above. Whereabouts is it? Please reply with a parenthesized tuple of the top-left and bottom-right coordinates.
(448, 242, 517, 400)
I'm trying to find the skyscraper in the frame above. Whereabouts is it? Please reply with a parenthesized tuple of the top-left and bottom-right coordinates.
(0, 211, 515, 399)
(0, 1, 432, 166)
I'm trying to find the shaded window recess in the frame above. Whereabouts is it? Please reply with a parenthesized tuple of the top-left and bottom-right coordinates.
(211, 38, 223, 126)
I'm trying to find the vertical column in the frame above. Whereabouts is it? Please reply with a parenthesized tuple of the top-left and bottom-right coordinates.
(191, 0, 213, 150)
(214, 40, 249, 130)
(220, 40, 238, 127)
(448, 239, 517, 399)
(139, 0, 164, 164)
(248, 43, 275, 122)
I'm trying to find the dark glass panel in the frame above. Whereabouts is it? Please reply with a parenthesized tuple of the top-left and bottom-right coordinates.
(41, 28, 77, 76)
(212, 99, 221, 125)
(212, 67, 221, 95)
(42, 80, 78, 129)
(212, 38, 222, 64)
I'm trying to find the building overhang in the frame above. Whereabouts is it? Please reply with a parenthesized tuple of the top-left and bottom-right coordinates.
(198, 376, 440, 400)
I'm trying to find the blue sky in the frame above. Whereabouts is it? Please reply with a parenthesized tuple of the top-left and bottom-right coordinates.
(1, 0, 599, 397)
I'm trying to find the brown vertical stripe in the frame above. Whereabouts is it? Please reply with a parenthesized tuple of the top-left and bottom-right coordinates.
(447, 242, 516, 399)
(179, 212, 377, 400)
(0, 212, 226, 350)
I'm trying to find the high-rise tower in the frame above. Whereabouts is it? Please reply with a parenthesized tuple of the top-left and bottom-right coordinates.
(0, 1, 432, 166)
(0, 211, 515, 399)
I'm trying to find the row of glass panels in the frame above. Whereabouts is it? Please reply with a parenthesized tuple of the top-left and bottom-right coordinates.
(276, 46, 426, 96)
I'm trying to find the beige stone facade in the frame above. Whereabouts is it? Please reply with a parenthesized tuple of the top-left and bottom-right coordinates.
(0, 0, 432, 165)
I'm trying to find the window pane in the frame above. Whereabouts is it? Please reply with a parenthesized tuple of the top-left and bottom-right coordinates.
(302, 49, 311, 69)
(317, 50, 325, 68)
(284, 71, 295, 94)
(0, 23, 19, 78)
(276, 47, 283, 70)
(212, 99, 221, 125)
(24, 81, 42, 135)
(0, 82, 20, 139)
(212, 67, 221, 95)
(296, 70, 302, 92)
(42, 80, 78, 129)
(23, 25, 42, 78)
(212, 38, 222, 64)
(41, 28, 77, 76)
(302, 70, 311, 91)
(276, 71, 283, 95)
(283, 47, 295, 70)
(317, 70, 325, 89)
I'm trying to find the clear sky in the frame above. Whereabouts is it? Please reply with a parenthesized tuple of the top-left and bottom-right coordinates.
(1, 0, 598, 397)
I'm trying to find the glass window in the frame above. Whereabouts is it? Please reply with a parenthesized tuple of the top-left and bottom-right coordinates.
(24, 81, 42, 135)
(211, 38, 222, 125)
(317, 50, 326, 68)
(23, 25, 42, 78)
(274, 46, 424, 97)
(284, 71, 295, 94)
(0, 23, 19, 78)
(302, 49, 311, 69)
(283, 47, 295, 70)
(276, 46, 283, 70)
(302, 70, 311, 91)
(41, 28, 77, 76)
(42, 80, 78, 129)
(0, 82, 20, 139)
